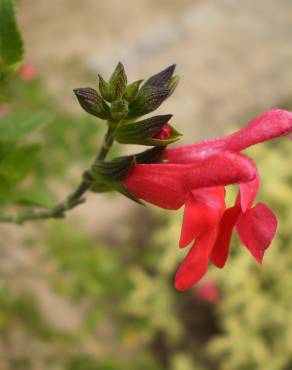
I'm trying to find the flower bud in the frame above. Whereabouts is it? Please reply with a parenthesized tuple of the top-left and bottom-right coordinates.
(153, 123, 172, 140)
(168, 75, 180, 96)
(114, 114, 181, 146)
(110, 99, 129, 121)
(109, 62, 127, 100)
(98, 74, 111, 102)
(143, 64, 176, 88)
(73, 87, 110, 119)
(128, 86, 171, 119)
(123, 80, 143, 102)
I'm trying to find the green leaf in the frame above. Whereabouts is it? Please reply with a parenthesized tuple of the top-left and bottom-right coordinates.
(0, 111, 51, 141)
(0, 0, 23, 78)
(0, 143, 41, 185)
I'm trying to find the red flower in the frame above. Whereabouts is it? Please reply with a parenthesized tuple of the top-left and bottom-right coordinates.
(124, 109, 292, 290)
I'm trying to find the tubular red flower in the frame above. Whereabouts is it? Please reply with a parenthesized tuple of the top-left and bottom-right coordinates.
(123, 109, 292, 290)
(123, 151, 256, 209)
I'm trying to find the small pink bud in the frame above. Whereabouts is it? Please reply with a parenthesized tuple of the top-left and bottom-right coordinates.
(18, 63, 37, 81)
(153, 123, 172, 140)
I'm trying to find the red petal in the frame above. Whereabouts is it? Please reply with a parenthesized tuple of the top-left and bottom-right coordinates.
(227, 109, 292, 151)
(210, 205, 241, 268)
(182, 151, 256, 192)
(164, 109, 292, 162)
(179, 188, 225, 248)
(175, 229, 218, 291)
(239, 174, 259, 212)
(236, 203, 277, 263)
(124, 152, 255, 209)
(123, 164, 185, 209)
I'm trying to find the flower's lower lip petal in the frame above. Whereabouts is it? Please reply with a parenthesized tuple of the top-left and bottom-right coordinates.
(210, 205, 241, 268)
(236, 203, 278, 263)
(239, 174, 259, 212)
(179, 188, 225, 248)
(175, 229, 218, 291)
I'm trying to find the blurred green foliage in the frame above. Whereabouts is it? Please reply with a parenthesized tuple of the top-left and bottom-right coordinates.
(0, 74, 105, 209)
(0, 0, 23, 79)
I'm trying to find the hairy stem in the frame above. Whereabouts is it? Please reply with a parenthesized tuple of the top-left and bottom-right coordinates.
(0, 125, 115, 224)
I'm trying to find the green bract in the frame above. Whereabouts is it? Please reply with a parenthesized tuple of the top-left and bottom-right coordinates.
(127, 86, 171, 119)
(73, 87, 110, 119)
(114, 115, 182, 146)
(123, 80, 143, 102)
(108, 62, 127, 101)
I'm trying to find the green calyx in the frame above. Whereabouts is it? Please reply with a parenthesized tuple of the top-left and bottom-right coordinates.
(123, 80, 143, 102)
(74, 63, 179, 127)
(110, 99, 129, 121)
(89, 147, 165, 204)
(98, 74, 111, 102)
(127, 86, 171, 119)
(73, 88, 110, 119)
(108, 62, 127, 101)
(114, 115, 182, 146)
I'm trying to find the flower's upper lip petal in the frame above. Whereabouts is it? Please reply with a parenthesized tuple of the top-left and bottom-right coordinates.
(226, 109, 292, 151)
(124, 151, 256, 209)
(181, 151, 257, 191)
(164, 109, 292, 163)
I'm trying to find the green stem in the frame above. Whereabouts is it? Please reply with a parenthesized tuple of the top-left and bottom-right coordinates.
(0, 125, 115, 224)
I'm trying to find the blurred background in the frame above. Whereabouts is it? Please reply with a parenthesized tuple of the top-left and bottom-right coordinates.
(1, 0, 292, 369)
